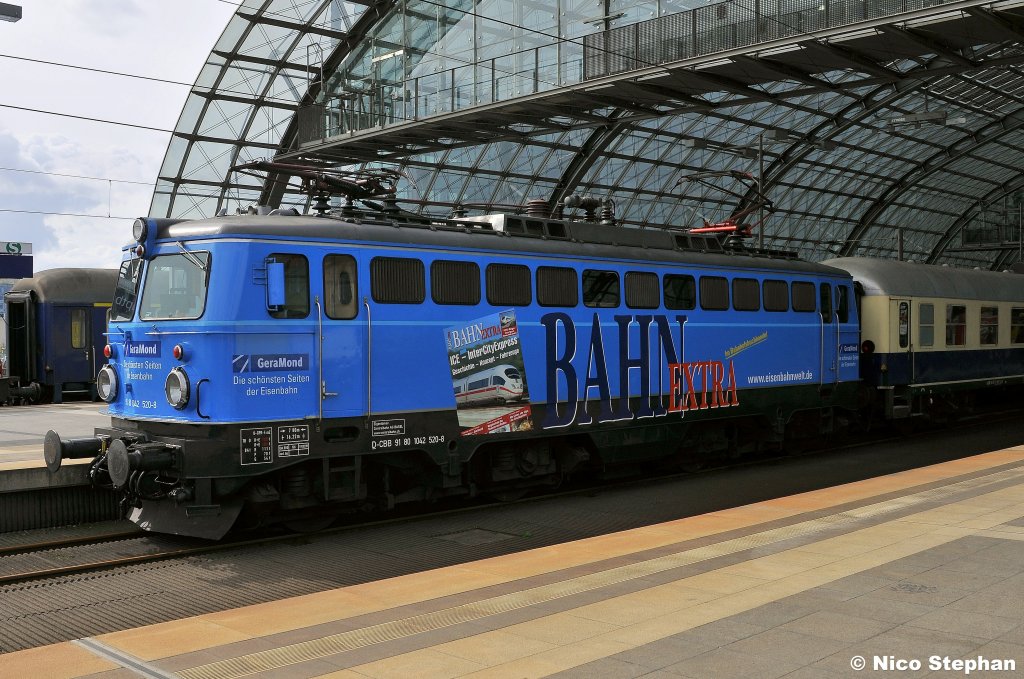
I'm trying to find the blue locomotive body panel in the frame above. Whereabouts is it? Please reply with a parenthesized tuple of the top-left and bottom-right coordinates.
(104, 231, 859, 437)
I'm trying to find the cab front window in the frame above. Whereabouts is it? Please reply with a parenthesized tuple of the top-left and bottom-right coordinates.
(111, 258, 143, 321)
(138, 252, 211, 320)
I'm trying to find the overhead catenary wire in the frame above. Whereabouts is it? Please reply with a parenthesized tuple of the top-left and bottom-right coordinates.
(0, 103, 174, 133)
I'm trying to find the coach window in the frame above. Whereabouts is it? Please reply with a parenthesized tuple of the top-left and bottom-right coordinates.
(1013, 308, 1024, 344)
(699, 276, 729, 311)
(791, 281, 816, 312)
(70, 309, 87, 349)
(432, 260, 480, 305)
(324, 255, 358, 319)
(763, 280, 788, 312)
(537, 267, 578, 307)
(732, 278, 760, 311)
(663, 274, 695, 310)
(625, 272, 659, 309)
(487, 263, 531, 306)
(946, 304, 966, 346)
(919, 304, 934, 347)
(583, 270, 620, 308)
(371, 257, 425, 304)
(980, 306, 999, 345)
(837, 286, 851, 323)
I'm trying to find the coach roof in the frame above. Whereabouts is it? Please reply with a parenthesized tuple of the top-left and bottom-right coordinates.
(8, 268, 117, 304)
(825, 257, 1024, 302)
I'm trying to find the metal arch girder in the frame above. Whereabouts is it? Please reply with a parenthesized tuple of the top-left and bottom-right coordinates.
(154, 0, 340, 217)
(739, 37, 1024, 257)
(260, 0, 401, 210)
(546, 114, 632, 211)
(753, 12, 1024, 258)
(734, 75, 917, 242)
(926, 174, 1024, 265)
(840, 107, 1024, 259)
(874, 25, 975, 69)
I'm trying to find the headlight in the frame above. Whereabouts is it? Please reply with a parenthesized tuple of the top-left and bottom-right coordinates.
(164, 367, 190, 410)
(97, 365, 118, 402)
(132, 218, 148, 243)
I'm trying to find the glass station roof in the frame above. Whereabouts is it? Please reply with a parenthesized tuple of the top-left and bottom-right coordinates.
(152, 0, 1024, 270)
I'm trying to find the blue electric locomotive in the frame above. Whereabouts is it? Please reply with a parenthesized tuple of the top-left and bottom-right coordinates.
(42, 196, 863, 538)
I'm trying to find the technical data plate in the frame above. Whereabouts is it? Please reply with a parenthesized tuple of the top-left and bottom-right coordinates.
(277, 425, 310, 458)
(239, 427, 273, 465)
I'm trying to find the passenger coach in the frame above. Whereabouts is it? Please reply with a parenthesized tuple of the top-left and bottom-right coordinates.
(826, 257, 1024, 419)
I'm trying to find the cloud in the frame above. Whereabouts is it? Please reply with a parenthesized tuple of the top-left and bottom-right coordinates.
(0, 130, 152, 272)
(65, 0, 145, 37)
(0, 1, 238, 273)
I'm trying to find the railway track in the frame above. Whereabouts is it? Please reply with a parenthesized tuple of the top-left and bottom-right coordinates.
(1, 406, 1019, 589)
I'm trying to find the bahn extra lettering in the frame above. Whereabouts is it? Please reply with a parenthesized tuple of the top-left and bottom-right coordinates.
(446, 320, 502, 349)
(541, 313, 738, 429)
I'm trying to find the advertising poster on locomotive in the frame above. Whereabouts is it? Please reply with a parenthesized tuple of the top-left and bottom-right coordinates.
(445, 310, 532, 435)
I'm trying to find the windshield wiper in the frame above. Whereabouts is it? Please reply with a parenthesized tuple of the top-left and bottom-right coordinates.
(176, 241, 208, 273)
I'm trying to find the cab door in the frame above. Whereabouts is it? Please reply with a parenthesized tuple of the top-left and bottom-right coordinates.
(835, 284, 859, 382)
(819, 283, 837, 387)
(319, 254, 365, 419)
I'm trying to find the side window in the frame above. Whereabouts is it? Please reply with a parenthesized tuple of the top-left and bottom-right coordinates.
(269, 253, 310, 319)
(663, 274, 695, 310)
(946, 304, 966, 346)
(324, 255, 358, 319)
(625, 272, 659, 309)
(537, 267, 578, 307)
(486, 264, 531, 306)
(980, 306, 999, 345)
(837, 286, 850, 323)
(792, 281, 816, 312)
(583, 270, 619, 308)
(732, 278, 760, 311)
(432, 260, 480, 305)
(371, 257, 425, 304)
(919, 303, 934, 347)
(1013, 307, 1024, 344)
(763, 280, 788, 312)
(699, 276, 729, 311)
(70, 308, 87, 349)
(819, 283, 833, 321)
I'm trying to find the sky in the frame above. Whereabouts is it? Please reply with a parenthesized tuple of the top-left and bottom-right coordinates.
(0, 0, 237, 272)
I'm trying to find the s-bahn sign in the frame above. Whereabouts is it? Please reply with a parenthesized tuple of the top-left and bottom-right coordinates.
(0, 242, 31, 255)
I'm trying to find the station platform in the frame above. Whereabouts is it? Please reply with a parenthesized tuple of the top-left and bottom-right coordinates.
(5, 443, 1023, 678)
(0, 402, 105, 466)
(0, 403, 117, 531)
